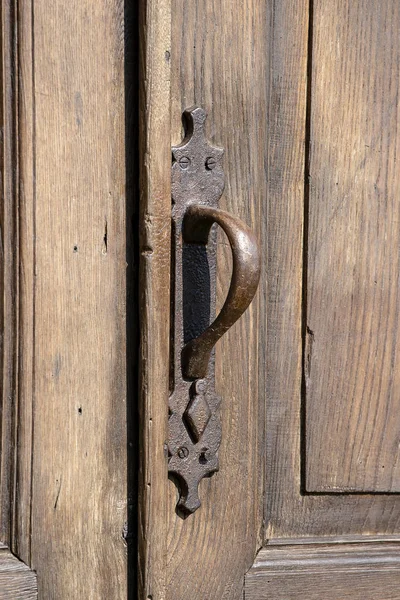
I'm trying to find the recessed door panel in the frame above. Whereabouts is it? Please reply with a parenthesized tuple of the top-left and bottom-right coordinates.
(306, 0, 400, 493)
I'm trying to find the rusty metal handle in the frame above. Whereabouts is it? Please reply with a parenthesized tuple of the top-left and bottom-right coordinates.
(181, 204, 260, 379)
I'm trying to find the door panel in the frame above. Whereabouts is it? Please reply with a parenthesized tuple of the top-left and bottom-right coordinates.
(1, 0, 128, 597)
(31, 1, 127, 596)
(141, 0, 400, 598)
(266, 0, 400, 540)
(306, 0, 400, 494)
(132, 0, 400, 595)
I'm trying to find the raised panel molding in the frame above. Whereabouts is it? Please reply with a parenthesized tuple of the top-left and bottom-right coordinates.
(245, 542, 400, 600)
(0, 545, 37, 600)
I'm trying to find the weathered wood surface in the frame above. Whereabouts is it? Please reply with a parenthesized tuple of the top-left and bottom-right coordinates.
(245, 542, 400, 600)
(5, 0, 129, 597)
(1, 0, 37, 563)
(266, 0, 400, 538)
(306, 0, 400, 493)
(264, 0, 309, 535)
(13, 0, 36, 564)
(137, 0, 171, 598)
(0, 0, 20, 548)
(166, 0, 267, 598)
(1, 0, 170, 597)
(0, 547, 37, 600)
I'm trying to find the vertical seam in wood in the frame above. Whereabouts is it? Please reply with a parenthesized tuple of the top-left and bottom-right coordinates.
(1, 0, 19, 549)
(12, 0, 20, 554)
(263, 0, 274, 538)
(125, 0, 141, 597)
(27, 0, 36, 566)
(300, 0, 314, 496)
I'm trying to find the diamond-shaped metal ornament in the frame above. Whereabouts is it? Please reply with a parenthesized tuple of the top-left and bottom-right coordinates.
(183, 380, 212, 442)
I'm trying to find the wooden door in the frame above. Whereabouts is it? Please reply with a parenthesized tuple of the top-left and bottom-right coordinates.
(140, 0, 400, 599)
(0, 0, 129, 598)
(3, 0, 400, 599)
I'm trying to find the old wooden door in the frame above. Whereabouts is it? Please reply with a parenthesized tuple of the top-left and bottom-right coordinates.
(140, 0, 400, 599)
(3, 0, 400, 598)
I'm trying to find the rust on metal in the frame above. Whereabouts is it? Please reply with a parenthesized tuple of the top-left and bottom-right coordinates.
(168, 107, 260, 515)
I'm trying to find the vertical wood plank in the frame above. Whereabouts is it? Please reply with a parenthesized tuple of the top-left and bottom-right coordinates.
(0, 0, 19, 547)
(166, 0, 267, 597)
(0, 0, 34, 561)
(264, 0, 309, 536)
(138, 0, 171, 599)
(29, 2, 128, 597)
(306, 0, 400, 493)
(13, 0, 35, 563)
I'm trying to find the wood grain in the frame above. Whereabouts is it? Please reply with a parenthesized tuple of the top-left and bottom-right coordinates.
(306, 0, 400, 493)
(265, 0, 400, 538)
(137, 0, 171, 598)
(245, 542, 400, 600)
(0, 0, 20, 548)
(0, 547, 37, 599)
(1, 0, 36, 565)
(166, 0, 267, 598)
(263, 0, 309, 536)
(19, 1, 128, 597)
(13, 0, 36, 564)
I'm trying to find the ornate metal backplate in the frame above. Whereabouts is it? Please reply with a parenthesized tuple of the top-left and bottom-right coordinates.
(168, 107, 224, 515)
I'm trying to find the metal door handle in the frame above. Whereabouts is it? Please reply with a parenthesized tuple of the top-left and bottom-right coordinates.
(181, 204, 260, 379)
(168, 106, 260, 514)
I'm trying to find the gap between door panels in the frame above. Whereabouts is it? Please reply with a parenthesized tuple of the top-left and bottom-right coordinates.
(300, 0, 314, 498)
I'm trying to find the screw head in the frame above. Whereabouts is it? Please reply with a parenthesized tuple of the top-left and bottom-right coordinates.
(205, 156, 217, 170)
(177, 446, 189, 459)
(193, 378, 206, 395)
(178, 156, 190, 169)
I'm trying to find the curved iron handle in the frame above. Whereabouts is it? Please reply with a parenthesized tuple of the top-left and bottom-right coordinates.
(181, 204, 261, 379)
